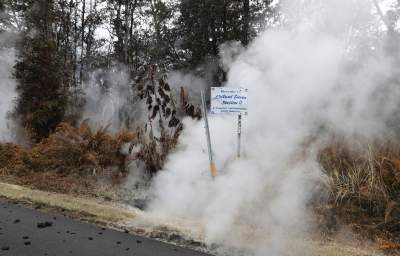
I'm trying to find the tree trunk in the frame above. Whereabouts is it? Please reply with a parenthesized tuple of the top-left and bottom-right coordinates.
(242, 0, 250, 46)
(73, 0, 78, 85)
(80, 0, 86, 84)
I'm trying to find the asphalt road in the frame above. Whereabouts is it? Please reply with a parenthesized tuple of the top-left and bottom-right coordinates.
(0, 199, 211, 256)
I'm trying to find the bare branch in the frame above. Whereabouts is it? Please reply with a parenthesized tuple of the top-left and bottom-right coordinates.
(372, 0, 391, 30)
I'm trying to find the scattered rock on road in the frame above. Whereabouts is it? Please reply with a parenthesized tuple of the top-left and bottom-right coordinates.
(37, 221, 53, 228)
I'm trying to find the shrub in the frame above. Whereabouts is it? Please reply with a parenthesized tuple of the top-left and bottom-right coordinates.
(0, 122, 137, 177)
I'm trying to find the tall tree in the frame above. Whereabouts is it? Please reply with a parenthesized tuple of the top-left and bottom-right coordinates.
(14, 0, 71, 142)
(177, 0, 274, 68)
(0, 0, 25, 33)
(0, 1, 8, 32)
(146, 0, 177, 66)
(108, 0, 142, 65)
(242, 0, 250, 46)
(107, 0, 177, 68)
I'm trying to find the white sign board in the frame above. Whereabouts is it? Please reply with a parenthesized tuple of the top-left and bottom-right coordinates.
(211, 87, 248, 115)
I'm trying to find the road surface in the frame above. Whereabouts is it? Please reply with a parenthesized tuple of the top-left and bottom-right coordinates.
(0, 199, 211, 256)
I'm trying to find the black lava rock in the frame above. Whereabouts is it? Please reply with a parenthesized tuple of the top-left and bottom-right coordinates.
(1, 246, 10, 251)
(37, 221, 53, 229)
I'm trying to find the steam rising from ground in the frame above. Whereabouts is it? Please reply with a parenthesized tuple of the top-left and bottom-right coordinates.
(148, 1, 400, 255)
(0, 48, 16, 142)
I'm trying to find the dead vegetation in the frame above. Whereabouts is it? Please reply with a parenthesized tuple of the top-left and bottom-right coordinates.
(134, 65, 201, 175)
(0, 66, 201, 192)
(0, 122, 137, 177)
(1, 65, 199, 177)
(318, 139, 400, 246)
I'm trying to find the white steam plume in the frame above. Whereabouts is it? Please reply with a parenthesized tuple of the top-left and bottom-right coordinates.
(147, 0, 399, 255)
(82, 66, 144, 131)
(0, 48, 16, 142)
(167, 71, 207, 99)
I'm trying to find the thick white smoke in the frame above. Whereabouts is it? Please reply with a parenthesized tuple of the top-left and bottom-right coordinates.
(82, 66, 144, 131)
(167, 71, 207, 103)
(0, 48, 17, 142)
(147, 0, 399, 255)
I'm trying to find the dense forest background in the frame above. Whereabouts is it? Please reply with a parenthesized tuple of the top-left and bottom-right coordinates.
(0, 0, 276, 142)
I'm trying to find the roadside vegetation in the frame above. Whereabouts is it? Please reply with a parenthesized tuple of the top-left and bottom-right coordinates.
(318, 139, 400, 250)
(0, 1, 400, 255)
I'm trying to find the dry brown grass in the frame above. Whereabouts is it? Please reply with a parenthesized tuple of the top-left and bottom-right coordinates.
(318, 139, 400, 243)
(0, 121, 137, 178)
(0, 142, 27, 175)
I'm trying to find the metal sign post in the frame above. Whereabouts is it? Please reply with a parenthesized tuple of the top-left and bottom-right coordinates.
(201, 90, 216, 178)
(237, 114, 242, 158)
